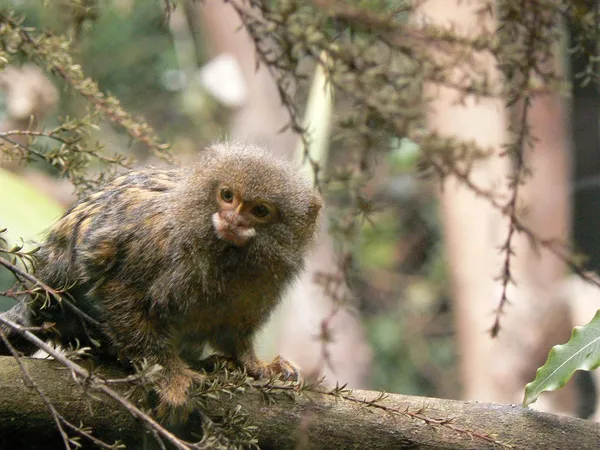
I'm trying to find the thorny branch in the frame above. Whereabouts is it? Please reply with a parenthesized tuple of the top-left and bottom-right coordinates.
(0, 252, 102, 330)
(0, 315, 194, 450)
(0, 127, 132, 194)
(325, 387, 511, 448)
(0, 312, 513, 448)
(0, 328, 123, 450)
(0, 239, 511, 448)
(0, 237, 257, 447)
(490, 1, 560, 337)
(1, 14, 172, 162)
(232, 0, 590, 337)
(0, 128, 132, 167)
(262, 380, 511, 448)
(0, 328, 72, 449)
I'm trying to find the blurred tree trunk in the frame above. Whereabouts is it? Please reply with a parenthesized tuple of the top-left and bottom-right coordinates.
(193, 0, 371, 387)
(0, 64, 58, 172)
(417, 0, 576, 414)
(571, 0, 600, 274)
(501, 54, 574, 414)
(567, 1, 600, 418)
(0, 65, 74, 206)
(0, 64, 58, 159)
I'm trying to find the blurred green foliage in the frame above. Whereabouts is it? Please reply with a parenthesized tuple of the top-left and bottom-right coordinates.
(1, 0, 223, 152)
(5, 1, 173, 109)
(0, 169, 64, 310)
(355, 196, 453, 396)
(78, 6, 174, 110)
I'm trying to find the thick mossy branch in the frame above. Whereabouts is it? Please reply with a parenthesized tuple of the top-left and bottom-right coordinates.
(0, 356, 598, 449)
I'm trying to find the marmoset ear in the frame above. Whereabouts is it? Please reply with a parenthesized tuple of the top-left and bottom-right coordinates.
(308, 191, 323, 223)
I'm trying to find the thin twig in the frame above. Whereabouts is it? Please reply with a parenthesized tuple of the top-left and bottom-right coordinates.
(0, 316, 192, 450)
(0, 255, 102, 328)
(0, 328, 73, 450)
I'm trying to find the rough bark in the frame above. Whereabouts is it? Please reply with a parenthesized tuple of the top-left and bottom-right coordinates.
(0, 357, 599, 449)
(416, 0, 512, 403)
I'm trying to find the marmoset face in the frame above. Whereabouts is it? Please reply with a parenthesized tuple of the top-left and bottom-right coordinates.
(211, 184, 277, 247)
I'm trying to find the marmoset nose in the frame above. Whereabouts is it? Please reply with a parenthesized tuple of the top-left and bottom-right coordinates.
(222, 210, 251, 229)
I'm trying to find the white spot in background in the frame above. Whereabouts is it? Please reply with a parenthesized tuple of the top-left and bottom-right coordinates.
(197, 53, 247, 108)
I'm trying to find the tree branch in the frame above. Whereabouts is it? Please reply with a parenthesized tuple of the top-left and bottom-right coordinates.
(0, 356, 598, 449)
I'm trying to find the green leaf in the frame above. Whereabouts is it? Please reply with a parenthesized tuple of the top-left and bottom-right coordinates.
(523, 309, 600, 407)
(0, 169, 64, 248)
(0, 169, 65, 311)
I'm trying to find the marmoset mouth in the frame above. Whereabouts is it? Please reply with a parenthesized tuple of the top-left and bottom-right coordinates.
(211, 213, 256, 246)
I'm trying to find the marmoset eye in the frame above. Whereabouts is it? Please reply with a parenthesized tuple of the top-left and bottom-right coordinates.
(220, 188, 234, 203)
(251, 203, 272, 219)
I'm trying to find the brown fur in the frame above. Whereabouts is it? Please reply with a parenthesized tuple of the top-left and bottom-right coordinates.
(0, 142, 322, 418)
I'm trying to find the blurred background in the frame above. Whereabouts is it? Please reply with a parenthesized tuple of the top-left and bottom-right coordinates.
(1, 0, 600, 421)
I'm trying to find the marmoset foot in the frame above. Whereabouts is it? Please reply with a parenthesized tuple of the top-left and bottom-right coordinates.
(245, 354, 301, 382)
(156, 367, 206, 422)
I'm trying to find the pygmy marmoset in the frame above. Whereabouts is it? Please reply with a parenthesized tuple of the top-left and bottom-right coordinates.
(0, 142, 322, 416)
